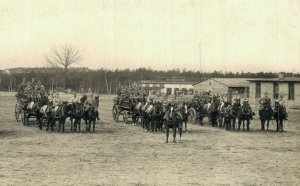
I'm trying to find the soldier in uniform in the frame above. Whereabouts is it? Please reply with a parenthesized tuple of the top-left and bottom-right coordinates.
(70, 91, 80, 104)
(258, 92, 271, 117)
(19, 78, 27, 93)
(277, 95, 288, 120)
(52, 92, 62, 113)
(232, 90, 241, 104)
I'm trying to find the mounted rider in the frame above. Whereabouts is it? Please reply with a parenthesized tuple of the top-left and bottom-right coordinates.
(52, 92, 63, 113)
(259, 92, 271, 109)
(275, 94, 288, 120)
(84, 93, 100, 120)
(232, 90, 241, 105)
(241, 98, 253, 119)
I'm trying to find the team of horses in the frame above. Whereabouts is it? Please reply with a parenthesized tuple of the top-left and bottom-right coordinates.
(116, 95, 287, 143)
(18, 94, 99, 133)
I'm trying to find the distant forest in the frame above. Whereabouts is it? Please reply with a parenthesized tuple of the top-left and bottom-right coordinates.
(0, 67, 299, 94)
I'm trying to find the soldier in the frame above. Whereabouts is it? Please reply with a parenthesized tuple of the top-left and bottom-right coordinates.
(52, 92, 62, 113)
(70, 91, 80, 104)
(277, 95, 288, 120)
(20, 78, 27, 93)
(238, 98, 253, 131)
(48, 91, 54, 106)
(232, 90, 241, 104)
(259, 92, 271, 109)
(30, 78, 37, 88)
(84, 93, 100, 120)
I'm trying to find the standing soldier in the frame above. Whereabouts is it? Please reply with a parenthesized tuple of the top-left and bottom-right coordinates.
(20, 78, 27, 93)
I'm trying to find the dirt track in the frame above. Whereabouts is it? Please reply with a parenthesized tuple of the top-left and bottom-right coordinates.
(0, 95, 300, 186)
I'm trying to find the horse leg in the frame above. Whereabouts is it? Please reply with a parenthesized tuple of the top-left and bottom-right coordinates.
(62, 118, 65, 133)
(93, 120, 95, 133)
(166, 125, 169, 143)
(179, 127, 182, 142)
(280, 119, 283, 132)
(261, 119, 265, 131)
(276, 119, 279, 132)
(243, 120, 245, 131)
(173, 126, 176, 143)
(232, 118, 236, 131)
(266, 120, 270, 131)
(238, 118, 241, 131)
(247, 119, 250, 131)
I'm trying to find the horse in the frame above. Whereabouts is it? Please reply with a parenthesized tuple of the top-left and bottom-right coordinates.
(140, 102, 152, 130)
(208, 98, 220, 127)
(259, 104, 273, 131)
(72, 103, 84, 133)
(46, 102, 67, 133)
(35, 96, 51, 130)
(231, 100, 241, 131)
(238, 103, 253, 131)
(223, 105, 233, 131)
(273, 102, 287, 132)
(132, 101, 143, 125)
(149, 102, 165, 132)
(63, 102, 84, 132)
(218, 101, 230, 129)
(194, 101, 209, 125)
(82, 105, 97, 133)
(23, 100, 38, 126)
(164, 105, 182, 143)
(179, 102, 189, 131)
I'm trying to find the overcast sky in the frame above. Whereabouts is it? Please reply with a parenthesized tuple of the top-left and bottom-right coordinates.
(1, 0, 300, 72)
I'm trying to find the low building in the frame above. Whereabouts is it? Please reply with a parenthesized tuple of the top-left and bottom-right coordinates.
(136, 80, 195, 95)
(193, 78, 251, 101)
(248, 77, 300, 108)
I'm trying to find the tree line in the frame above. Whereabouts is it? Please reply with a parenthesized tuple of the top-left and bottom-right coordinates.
(0, 67, 299, 94)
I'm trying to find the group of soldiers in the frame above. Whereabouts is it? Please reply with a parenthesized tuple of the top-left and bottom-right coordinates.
(18, 79, 100, 120)
(19, 78, 47, 101)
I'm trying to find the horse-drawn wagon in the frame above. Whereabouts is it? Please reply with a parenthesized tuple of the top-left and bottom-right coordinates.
(112, 97, 142, 123)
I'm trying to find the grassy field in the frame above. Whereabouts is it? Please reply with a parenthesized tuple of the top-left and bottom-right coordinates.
(0, 95, 300, 186)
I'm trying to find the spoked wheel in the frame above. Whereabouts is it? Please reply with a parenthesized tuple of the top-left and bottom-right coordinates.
(112, 105, 119, 122)
(15, 104, 20, 122)
(188, 108, 196, 124)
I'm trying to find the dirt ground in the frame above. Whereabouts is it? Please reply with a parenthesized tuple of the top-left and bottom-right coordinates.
(0, 94, 300, 186)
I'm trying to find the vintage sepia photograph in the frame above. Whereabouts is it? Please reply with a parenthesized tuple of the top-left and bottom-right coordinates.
(0, 0, 300, 185)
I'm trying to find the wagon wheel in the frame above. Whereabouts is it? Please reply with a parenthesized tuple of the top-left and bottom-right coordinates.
(15, 104, 20, 122)
(123, 110, 129, 123)
(188, 108, 196, 124)
(112, 105, 119, 122)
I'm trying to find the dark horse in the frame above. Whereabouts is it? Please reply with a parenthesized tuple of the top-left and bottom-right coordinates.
(164, 105, 182, 143)
(64, 102, 84, 133)
(238, 103, 253, 131)
(149, 102, 165, 132)
(273, 102, 287, 132)
(259, 104, 273, 131)
(231, 100, 241, 131)
(179, 102, 189, 131)
(35, 96, 51, 130)
(81, 95, 97, 132)
(46, 102, 67, 133)
(208, 98, 220, 127)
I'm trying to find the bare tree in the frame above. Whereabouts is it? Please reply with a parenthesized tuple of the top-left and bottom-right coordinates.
(46, 44, 82, 89)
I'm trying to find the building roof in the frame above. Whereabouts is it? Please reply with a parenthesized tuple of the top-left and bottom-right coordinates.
(137, 80, 196, 85)
(247, 77, 300, 83)
(193, 78, 251, 87)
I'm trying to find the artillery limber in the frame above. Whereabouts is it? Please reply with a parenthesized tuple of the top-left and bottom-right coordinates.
(112, 97, 143, 123)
